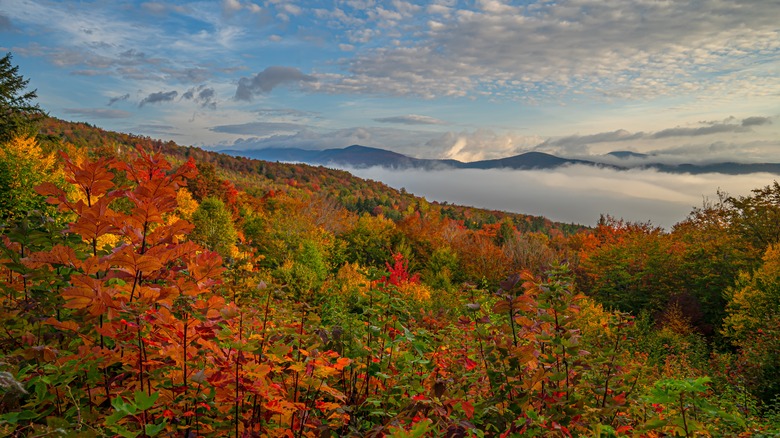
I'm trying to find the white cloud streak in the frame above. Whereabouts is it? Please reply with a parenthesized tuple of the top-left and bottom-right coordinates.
(374, 114, 447, 125)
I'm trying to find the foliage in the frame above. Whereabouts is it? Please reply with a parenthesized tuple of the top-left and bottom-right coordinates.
(641, 377, 745, 437)
(722, 244, 780, 405)
(190, 196, 238, 259)
(725, 182, 780, 253)
(1, 102, 778, 435)
(0, 135, 58, 221)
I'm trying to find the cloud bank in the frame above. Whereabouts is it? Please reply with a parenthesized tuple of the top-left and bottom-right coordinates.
(342, 165, 777, 229)
(313, 0, 780, 101)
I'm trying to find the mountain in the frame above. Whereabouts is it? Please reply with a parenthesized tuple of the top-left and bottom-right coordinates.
(222, 145, 780, 175)
(463, 151, 598, 170)
(646, 162, 780, 175)
(223, 145, 464, 169)
(222, 147, 604, 170)
(607, 150, 650, 159)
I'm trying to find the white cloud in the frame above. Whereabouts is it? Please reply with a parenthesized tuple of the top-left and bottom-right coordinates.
(314, 0, 780, 102)
(223, 0, 242, 13)
(426, 130, 546, 161)
(281, 4, 302, 16)
(535, 116, 780, 164)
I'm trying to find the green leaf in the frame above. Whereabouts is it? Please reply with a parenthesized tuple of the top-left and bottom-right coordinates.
(111, 396, 135, 415)
(642, 418, 669, 431)
(145, 420, 167, 437)
(0, 412, 20, 424)
(105, 410, 128, 426)
(45, 416, 70, 430)
(133, 391, 158, 411)
(110, 424, 141, 438)
(34, 381, 48, 401)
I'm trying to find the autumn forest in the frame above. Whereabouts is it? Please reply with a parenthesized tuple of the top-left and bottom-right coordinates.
(2, 55, 780, 437)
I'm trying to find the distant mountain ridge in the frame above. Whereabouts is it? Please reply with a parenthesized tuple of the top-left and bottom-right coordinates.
(221, 145, 780, 175)
(223, 145, 463, 170)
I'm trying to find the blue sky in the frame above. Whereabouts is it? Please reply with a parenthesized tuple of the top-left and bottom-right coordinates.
(2, 0, 778, 164)
(4, 0, 780, 227)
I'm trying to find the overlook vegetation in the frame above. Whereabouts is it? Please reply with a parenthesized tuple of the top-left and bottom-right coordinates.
(2, 60, 780, 437)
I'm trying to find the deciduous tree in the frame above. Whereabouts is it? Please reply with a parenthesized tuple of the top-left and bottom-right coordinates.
(191, 196, 238, 259)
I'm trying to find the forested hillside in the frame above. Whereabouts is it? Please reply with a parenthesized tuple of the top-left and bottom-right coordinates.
(3, 102, 780, 434)
(38, 117, 584, 237)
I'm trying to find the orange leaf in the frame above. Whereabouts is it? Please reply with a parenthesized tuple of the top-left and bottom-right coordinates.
(186, 250, 225, 287)
(43, 317, 80, 332)
(68, 197, 118, 241)
(81, 255, 110, 276)
(110, 245, 163, 277)
(333, 357, 352, 371)
(24, 245, 82, 270)
(61, 274, 116, 316)
(146, 218, 194, 246)
(62, 153, 116, 199)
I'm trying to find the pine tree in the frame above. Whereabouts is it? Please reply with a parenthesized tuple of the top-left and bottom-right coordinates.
(0, 52, 44, 142)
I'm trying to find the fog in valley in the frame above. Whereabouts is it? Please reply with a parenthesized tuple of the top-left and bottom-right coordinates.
(342, 165, 776, 229)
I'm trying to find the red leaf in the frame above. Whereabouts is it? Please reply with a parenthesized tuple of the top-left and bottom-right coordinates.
(461, 401, 474, 419)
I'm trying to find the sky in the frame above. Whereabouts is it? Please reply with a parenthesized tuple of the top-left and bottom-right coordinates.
(2, 0, 779, 226)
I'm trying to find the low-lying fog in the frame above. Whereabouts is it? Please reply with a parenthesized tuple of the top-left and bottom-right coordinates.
(341, 165, 777, 229)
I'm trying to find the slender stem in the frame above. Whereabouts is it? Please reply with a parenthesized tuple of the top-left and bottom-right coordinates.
(137, 316, 149, 431)
(183, 312, 189, 426)
(601, 325, 622, 409)
(258, 287, 273, 359)
(508, 299, 518, 348)
(679, 392, 689, 437)
(235, 311, 243, 438)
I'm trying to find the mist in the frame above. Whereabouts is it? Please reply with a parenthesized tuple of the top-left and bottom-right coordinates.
(340, 165, 777, 229)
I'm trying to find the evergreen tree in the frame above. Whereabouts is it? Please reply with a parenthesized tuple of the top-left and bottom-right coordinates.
(0, 52, 44, 142)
